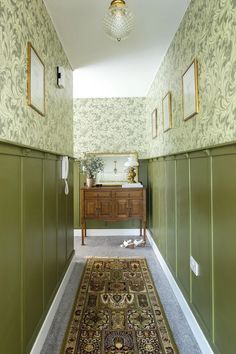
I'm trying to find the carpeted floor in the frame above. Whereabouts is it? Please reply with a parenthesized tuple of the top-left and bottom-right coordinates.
(40, 236, 202, 354)
(62, 257, 178, 353)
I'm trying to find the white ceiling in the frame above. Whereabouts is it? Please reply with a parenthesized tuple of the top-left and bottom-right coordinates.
(43, 0, 191, 98)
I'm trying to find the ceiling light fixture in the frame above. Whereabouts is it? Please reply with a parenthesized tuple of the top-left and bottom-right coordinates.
(103, 0, 134, 42)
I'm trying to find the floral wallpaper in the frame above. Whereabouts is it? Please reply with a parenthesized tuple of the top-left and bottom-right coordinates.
(147, 0, 236, 158)
(73, 98, 148, 159)
(0, 0, 73, 155)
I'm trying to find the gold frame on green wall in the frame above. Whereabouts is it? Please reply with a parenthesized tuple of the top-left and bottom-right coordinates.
(27, 42, 45, 116)
(162, 92, 172, 132)
(182, 58, 199, 121)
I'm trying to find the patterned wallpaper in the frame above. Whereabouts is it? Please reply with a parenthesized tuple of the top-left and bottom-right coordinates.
(73, 98, 148, 158)
(147, 0, 236, 158)
(0, 0, 73, 155)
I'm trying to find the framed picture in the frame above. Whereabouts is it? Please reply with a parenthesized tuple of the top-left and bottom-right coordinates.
(27, 42, 45, 116)
(88, 152, 139, 185)
(162, 92, 172, 132)
(182, 59, 199, 120)
(152, 108, 157, 138)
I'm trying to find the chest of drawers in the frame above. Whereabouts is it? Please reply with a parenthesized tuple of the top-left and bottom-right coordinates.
(80, 187, 146, 245)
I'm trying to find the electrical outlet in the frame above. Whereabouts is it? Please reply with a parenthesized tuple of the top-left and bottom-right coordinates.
(190, 256, 200, 276)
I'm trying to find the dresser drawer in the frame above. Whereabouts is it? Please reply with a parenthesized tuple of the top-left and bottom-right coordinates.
(113, 190, 143, 199)
(85, 190, 112, 199)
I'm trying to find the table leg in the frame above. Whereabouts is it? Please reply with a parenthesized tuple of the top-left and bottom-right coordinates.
(143, 221, 147, 244)
(81, 222, 85, 246)
(140, 219, 142, 237)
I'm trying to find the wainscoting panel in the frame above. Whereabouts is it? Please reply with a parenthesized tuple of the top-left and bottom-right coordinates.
(147, 160, 154, 232)
(23, 156, 44, 353)
(57, 170, 68, 279)
(176, 156, 190, 300)
(0, 153, 21, 354)
(152, 160, 159, 246)
(212, 150, 236, 354)
(157, 159, 167, 259)
(66, 159, 74, 260)
(43, 158, 58, 311)
(165, 158, 177, 276)
(0, 141, 74, 354)
(190, 152, 212, 338)
(147, 143, 236, 354)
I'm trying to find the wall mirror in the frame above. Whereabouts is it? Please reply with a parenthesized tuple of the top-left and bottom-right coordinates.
(89, 152, 139, 185)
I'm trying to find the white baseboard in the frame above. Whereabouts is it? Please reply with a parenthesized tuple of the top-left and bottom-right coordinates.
(147, 230, 213, 354)
(30, 255, 76, 354)
(74, 229, 141, 237)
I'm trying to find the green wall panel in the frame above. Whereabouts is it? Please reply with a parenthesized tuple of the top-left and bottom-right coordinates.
(67, 160, 74, 260)
(74, 162, 80, 229)
(0, 142, 74, 354)
(0, 155, 21, 354)
(147, 145, 236, 354)
(44, 159, 57, 307)
(157, 160, 166, 258)
(23, 157, 44, 352)
(152, 160, 159, 245)
(212, 153, 236, 354)
(57, 163, 67, 278)
(147, 160, 154, 231)
(176, 157, 190, 299)
(166, 159, 176, 275)
(190, 155, 212, 337)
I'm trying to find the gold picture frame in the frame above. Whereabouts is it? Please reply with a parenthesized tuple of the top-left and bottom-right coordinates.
(182, 58, 199, 121)
(88, 152, 139, 185)
(152, 108, 157, 138)
(162, 92, 172, 132)
(27, 42, 45, 116)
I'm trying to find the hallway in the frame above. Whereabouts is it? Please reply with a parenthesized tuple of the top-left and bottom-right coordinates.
(41, 236, 202, 354)
(1, 0, 236, 353)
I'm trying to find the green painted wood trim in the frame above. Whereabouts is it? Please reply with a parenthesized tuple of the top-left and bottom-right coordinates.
(0, 138, 75, 159)
(145, 140, 236, 161)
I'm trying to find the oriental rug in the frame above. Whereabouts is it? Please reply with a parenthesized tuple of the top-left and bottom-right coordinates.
(62, 258, 178, 354)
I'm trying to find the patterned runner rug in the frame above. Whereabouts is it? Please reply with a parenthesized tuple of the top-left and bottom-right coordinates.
(62, 257, 178, 354)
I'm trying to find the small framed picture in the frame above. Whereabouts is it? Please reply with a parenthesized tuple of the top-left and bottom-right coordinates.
(152, 108, 157, 138)
(27, 42, 45, 116)
(162, 92, 172, 132)
(182, 59, 199, 120)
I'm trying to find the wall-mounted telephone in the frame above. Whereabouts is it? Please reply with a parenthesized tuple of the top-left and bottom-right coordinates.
(62, 156, 69, 195)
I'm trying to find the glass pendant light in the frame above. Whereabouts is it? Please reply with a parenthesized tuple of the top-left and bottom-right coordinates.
(103, 0, 134, 42)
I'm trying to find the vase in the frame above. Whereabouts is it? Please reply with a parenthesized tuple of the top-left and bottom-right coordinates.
(86, 177, 95, 188)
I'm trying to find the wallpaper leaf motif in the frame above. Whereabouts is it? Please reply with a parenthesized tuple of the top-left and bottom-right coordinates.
(0, 0, 73, 155)
(147, 0, 236, 158)
(73, 98, 148, 159)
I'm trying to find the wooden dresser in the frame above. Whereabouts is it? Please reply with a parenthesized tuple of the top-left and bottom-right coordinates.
(80, 186, 146, 245)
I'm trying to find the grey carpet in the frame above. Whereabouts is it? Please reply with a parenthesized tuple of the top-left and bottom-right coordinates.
(40, 235, 202, 354)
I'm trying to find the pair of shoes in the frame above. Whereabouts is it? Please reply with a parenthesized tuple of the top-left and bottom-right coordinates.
(120, 239, 146, 248)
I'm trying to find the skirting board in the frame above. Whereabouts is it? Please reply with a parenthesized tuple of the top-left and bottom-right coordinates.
(74, 229, 142, 237)
(30, 255, 76, 354)
(147, 230, 213, 354)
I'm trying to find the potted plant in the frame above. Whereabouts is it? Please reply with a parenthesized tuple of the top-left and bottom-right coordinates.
(80, 155, 104, 187)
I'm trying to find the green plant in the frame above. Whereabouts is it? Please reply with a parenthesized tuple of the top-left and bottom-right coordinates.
(80, 156, 104, 178)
